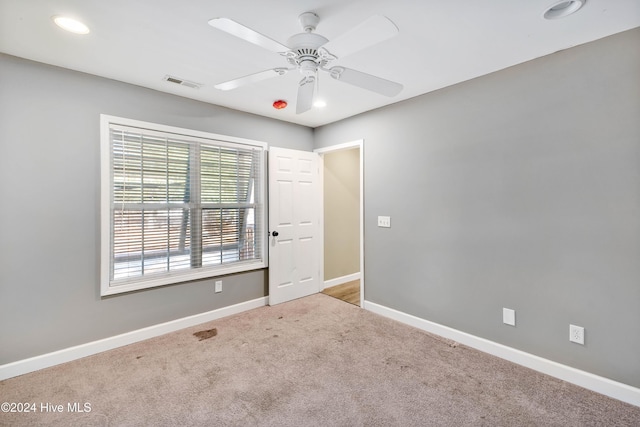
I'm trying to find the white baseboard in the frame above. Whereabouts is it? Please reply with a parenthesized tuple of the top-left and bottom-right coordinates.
(0, 297, 268, 381)
(364, 300, 640, 408)
(323, 272, 361, 290)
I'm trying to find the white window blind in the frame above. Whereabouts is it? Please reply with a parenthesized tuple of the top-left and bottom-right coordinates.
(101, 116, 266, 295)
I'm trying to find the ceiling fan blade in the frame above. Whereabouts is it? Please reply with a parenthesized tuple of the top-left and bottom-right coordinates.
(327, 66, 403, 97)
(296, 78, 315, 114)
(215, 68, 289, 91)
(320, 15, 398, 59)
(208, 18, 289, 53)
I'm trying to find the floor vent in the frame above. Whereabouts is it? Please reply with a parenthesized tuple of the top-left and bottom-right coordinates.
(163, 75, 202, 89)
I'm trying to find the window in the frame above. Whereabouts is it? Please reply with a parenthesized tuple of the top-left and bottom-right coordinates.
(100, 115, 266, 295)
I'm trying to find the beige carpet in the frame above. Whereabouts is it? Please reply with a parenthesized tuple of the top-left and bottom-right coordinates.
(1, 293, 639, 426)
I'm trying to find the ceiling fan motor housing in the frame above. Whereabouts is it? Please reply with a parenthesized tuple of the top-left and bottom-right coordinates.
(286, 32, 329, 77)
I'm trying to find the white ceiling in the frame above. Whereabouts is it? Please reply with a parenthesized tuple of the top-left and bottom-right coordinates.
(1, 0, 638, 128)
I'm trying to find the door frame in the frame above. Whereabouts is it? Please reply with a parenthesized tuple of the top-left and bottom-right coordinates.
(314, 139, 365, 307)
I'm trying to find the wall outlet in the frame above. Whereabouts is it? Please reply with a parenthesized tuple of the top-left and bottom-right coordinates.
(569, 324, 584, 345)
(215, 281, 222, 293)
(503, 308, 516, 326)
(377, 216, 391, 228)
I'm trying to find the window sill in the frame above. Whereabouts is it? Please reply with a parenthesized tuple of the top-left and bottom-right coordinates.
(100, 260, 266, 296)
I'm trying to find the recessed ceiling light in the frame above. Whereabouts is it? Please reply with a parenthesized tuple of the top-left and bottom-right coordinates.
(543, 0, 585, 20)
(313, 99, 327, 108)
(53, 16, 90, 34)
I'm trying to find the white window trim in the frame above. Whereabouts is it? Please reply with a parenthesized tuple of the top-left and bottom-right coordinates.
(100, 114, 268, 296)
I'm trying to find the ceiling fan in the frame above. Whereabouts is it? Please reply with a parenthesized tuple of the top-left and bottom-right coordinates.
(208, 12, 404, 114)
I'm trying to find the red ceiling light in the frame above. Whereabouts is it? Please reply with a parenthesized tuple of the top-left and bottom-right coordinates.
(272, 100, 288, 109)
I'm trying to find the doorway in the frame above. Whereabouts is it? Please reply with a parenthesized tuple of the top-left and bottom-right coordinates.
(315, 140, 364, 307)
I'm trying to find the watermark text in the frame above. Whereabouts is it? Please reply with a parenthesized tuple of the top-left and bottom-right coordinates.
(1, 402, 91, 413)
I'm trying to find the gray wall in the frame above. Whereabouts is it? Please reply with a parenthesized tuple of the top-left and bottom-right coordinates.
(314, 28, 640, 388)
(0, 54, 313, 364)
(323, 148, 360, 281)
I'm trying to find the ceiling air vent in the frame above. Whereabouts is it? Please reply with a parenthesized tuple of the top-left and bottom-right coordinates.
(163, 75, 202, 89)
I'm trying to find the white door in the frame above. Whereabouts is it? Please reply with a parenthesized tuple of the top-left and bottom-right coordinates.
(268, 147, 321, 305)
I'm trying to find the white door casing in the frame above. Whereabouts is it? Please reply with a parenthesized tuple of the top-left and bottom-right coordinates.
(268, 147, 321, 305)
(315, 140, 365, 308)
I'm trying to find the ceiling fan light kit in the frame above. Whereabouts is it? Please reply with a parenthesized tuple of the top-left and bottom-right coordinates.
(208, 11, 403, 114)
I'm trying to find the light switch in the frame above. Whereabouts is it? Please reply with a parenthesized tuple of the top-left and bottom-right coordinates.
(377, 216, 391, 228)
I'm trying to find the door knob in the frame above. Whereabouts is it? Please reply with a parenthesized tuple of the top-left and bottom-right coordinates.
(271, 231, 279, 237)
